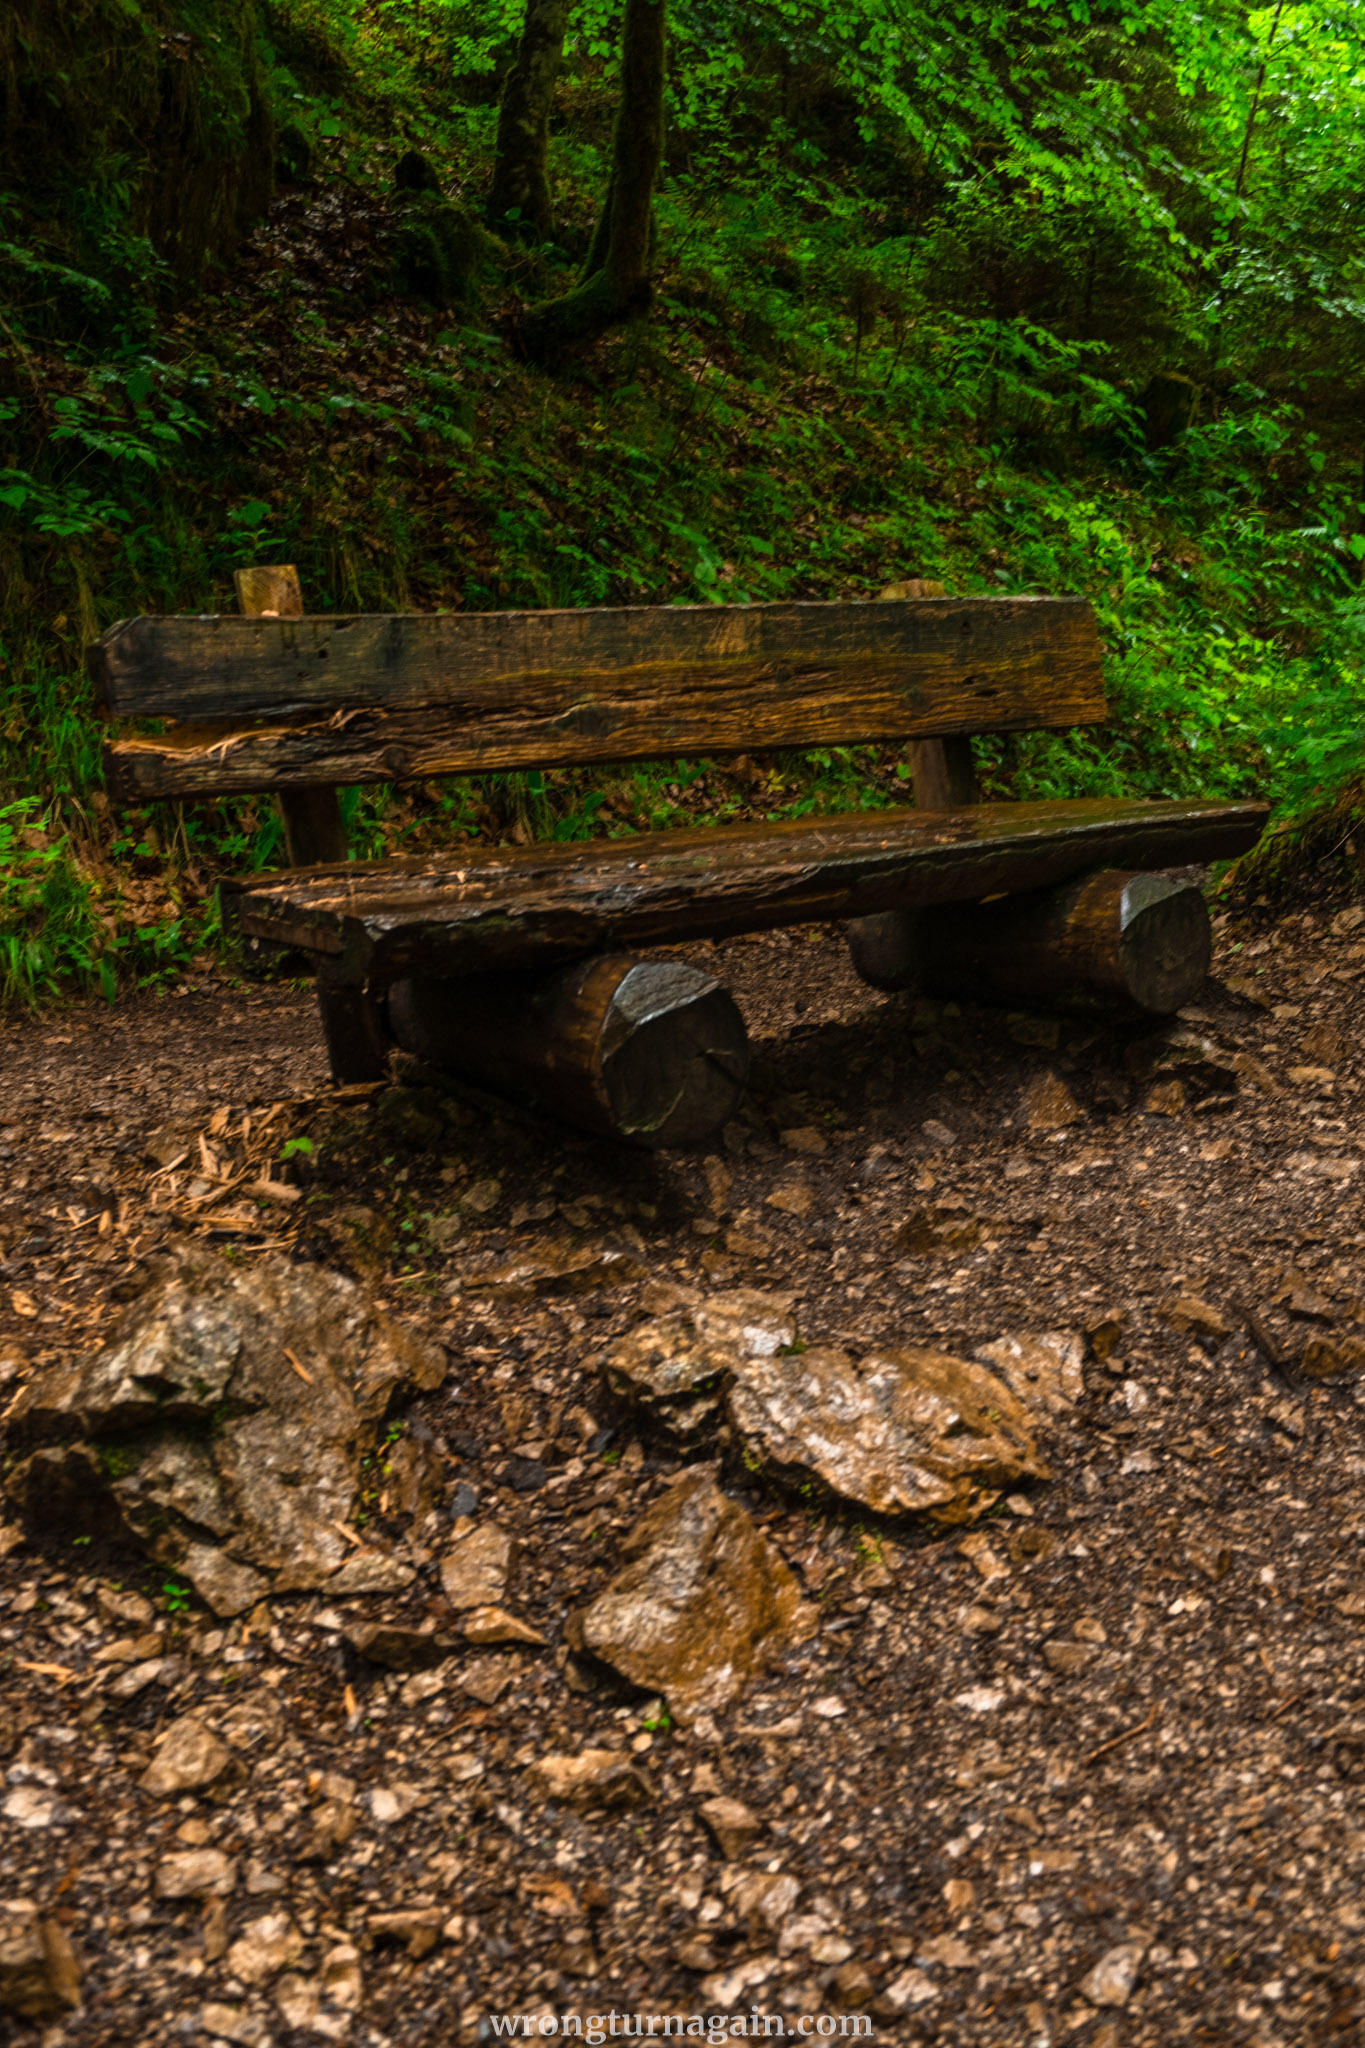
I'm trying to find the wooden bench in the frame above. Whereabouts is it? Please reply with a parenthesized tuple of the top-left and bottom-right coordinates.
(91, 564, 1268, 1145)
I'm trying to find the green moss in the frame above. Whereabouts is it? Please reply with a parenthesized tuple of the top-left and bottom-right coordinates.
(98, 1442, 143, 1481)
(390, 195, 497, 309)
(1220, 777, 1365, 911)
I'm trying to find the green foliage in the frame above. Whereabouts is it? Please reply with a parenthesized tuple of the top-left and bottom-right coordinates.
(1, 0, 1365, 1006)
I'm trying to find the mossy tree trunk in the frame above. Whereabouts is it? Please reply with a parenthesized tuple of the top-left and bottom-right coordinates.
(520, 0, 666, 361)
(489, 0, 575, 238)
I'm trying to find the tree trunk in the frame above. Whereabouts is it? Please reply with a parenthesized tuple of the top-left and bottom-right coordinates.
(387, 953, 749, 1146)
(489, 0, 574, 238)
(848, 869, 1212, 1016)
(520, 0, 666, 360)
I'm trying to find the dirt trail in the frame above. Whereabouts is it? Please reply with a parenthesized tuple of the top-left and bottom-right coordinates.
(2, 904, 1365, 2047)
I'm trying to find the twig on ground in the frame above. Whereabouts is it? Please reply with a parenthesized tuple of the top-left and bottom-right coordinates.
(1085, 1701, 1163, 1765)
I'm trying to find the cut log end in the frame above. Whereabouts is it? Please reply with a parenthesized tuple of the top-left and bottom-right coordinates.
(848, 869, 1212, 1017)
(387, 954, 750, 1148)
(1117, 872, 1213, 1013)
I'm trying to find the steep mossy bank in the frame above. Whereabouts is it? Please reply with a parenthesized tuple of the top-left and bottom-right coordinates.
(1, 0, 1363, 1000)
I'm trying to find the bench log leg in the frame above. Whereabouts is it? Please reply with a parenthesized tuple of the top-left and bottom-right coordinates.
(387, 953, 750, 1147)
(314, 981, 391, 1084)
(848, 869, 1211, 1016)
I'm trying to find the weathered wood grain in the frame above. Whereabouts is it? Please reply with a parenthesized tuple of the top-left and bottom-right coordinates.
(95, 596, 1106, 797)
(232, 567, 349, 866)
(848, 868, 1212, 1015)
(388, 955, 750, 1146)
(220, 796, 1268, 985)
(232, 565, 379, 1079)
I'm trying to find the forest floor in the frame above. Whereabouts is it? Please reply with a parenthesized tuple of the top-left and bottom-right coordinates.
(3, 897, 1365, 2048)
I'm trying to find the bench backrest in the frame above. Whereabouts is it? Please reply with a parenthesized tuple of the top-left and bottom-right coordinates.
(91, 572, 1106, 804)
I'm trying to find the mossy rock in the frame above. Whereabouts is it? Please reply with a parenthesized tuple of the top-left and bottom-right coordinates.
(276, 119, 316, 186)
(390, 195, 498, 309)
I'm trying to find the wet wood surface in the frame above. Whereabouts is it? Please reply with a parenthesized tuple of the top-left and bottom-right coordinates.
(388, 955, 751, 1147)
(96, 595, 1106, 797)
(848, 868, 1213, 1015)
(221, 796, 1268, 984)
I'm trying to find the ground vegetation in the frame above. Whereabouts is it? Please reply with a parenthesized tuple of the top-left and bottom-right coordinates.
(0, 0, 1363, 999)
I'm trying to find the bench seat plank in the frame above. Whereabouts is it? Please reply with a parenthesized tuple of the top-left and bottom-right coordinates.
(222, 795, 1267, 985)
(95, 597, 1105, 798)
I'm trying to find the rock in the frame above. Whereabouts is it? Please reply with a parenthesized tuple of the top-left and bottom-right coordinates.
(920, 1118, 958, 1149)
(726, 1341, 1049, 1516)
(460, 1655, 518, 1705)
(216, 1687, 285, 1755)
(274, 1974, 324, 2033)
(1021, 1071, 1083, 1128)
(699, 1794, 763, 1859)
(1086, 1309, 1126, 1361)
(141, 1715, 237, 1797)
(155, 1849, 238, 1899)
(0, 1902, 81, 2020)
(201, 2001, 270, 2046)
(766, 1183, 814, 1218)
(974, 1331, 1085, 1417)
(882, 1966, 940, 2011)
(917, 1933, 974, 1968)
(525, 1750, 653, 1813)
(461, 1238, 646, 1302)
(343, 1621, 446, 1669)
(1042, 1640, 1097, 1677)
(1079, 1940, 1146, 2008)
(896, 1204, 982, 1257)
(565, 1466, 815, 1720)
(811, 1934, 855, 1964)
(604, 1289, 796, 1439)
(439, 1523, 516, 1610)
(176, 1545, 269, 1619)
(1301, 1019, 1344, 1064)
(834, 1961, 876, 2006)
(321, 1942, 363, 2009)
(780, 1126, 828, 1156)
(1301, 1334, 1365, 1379)
(328, 1548, 417, 1595)
(727, 1870, 799, 1931)
(369, 1782, 423, 1824)
(1160, 1294, 1231, 1340)
(225, 1912, 304, 1987)
(368, 1908, 444, 1959)
(1144, 1077, 1186, 1114)
(3, 1252, 446, 1612)
(2, 1785, 74, 1829)
(97, 1585, 155, 1626)
(463, 1605, 545, 1646)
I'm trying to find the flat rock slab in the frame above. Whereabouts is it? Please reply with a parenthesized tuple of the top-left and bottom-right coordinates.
(727, 1341, 1050, 1516)
(3, 1251, 446, 1614)
(566, 1466, 816, 1720)
(606, 1290, 1056, 1514)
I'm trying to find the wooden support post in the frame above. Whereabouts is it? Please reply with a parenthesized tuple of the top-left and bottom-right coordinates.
(387, 954, 751, 1147)
(875, 578, 978, 810)
(232, 567, 349, 866)
(847, 868, 1212, 1017)
(234, 564, 386, 1082)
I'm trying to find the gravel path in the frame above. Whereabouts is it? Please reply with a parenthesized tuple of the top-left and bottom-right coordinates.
(2, 901, 1364, 2047)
